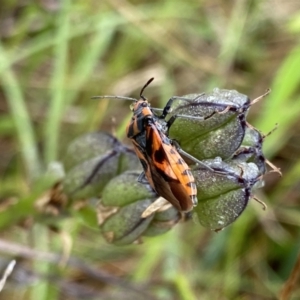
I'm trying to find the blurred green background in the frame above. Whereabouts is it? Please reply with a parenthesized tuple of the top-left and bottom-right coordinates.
(1, 0, 300, 299)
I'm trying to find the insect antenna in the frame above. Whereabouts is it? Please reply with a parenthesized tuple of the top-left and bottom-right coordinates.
(140, 77, 154, 100)
(91, 77, 155, 102)
(91, 94, 137, 101)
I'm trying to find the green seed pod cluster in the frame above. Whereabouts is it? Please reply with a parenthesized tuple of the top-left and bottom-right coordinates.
(192, 159, 261, 230)
(100, 171, 182, 245)
(62, 88, 278, 244)
(168, 89, 250, 160)
(63, 133, 183, 245)
(63, 132, 141, 199)
(168, 89, 278, 231)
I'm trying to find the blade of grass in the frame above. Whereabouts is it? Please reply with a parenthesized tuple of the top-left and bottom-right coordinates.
(223, 224, 243, 298)
(63, 17, 117, 133)
(133, 236, 164, 282)
(0, 43, 41, 180)
(107, 0, 216, 74)
(44, 0, 71, 164)
(217, 0, 249, 85)
(0, 13, 121, 74)
(174, 273, 198, 300)
(30, 224, 51, 300)
(64, 18, 116, 106)
(254, 42, 300, 157)
(1, 6, 191, 75)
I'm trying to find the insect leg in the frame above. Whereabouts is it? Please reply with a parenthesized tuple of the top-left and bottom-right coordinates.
(159, 96, 201, 119)
(173, 143, 230, 176)
(152, 108, 206, 122)
(165, 105, 232, 128)
(166, 114, 207, 129)
(154, 94, 230, 123)
(176, 147, 215, 172)
(137, 171, 149, 184)
(159, 97, 175, 119)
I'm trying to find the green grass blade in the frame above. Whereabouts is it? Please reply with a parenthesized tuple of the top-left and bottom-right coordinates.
(255, 42, 300, 157)
(0, 13, 122, 74)
(0, 43, 41, 179)
(64, 17, 117, 106)
(44, 0, 71, 164)
(218, 0, 249, 83)
(30, 225, 51, 300)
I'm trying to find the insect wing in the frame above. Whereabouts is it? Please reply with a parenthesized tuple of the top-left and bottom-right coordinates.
(145, 124, 195, 212)
(129, 130, 186, 211)
(130, 138, 156, 190)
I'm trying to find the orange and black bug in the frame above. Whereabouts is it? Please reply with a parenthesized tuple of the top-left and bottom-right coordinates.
(92, 78, 212, 212)
(125, 82, 197, 211)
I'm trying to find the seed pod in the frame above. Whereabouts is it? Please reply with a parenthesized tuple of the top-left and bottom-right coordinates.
(101, 171, 156, 207)
(192, 158, 261, 231)
(63, 132, 141, 199)
(168, 89, 250, 160)
(233, 129, 267, 176)
(100, 171, 156, 245)
(233, 126, 279, 176)
(100, 199, 155, 245)
(99, 171, 183, 244)
(142, 205, 182, 237)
